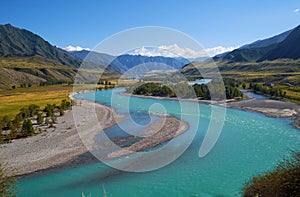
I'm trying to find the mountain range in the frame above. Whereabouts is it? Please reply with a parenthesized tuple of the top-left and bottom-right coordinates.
(182, 25, 300, 86)
(0, 23, 300, 89)
(72, 50, 188, 75)
(0, 24, 188, 89)
(215, 25, 300, 62)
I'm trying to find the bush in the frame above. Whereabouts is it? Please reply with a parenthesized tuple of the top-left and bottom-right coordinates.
(22, 119, 34, 136)
(28, 104, 40, 117)
(37, 112, 43, 125)
(0, 164, 15, 196)
(44, 104, 56, 117)
(243, 151, 300, 197)
(1, 116, 11, 129)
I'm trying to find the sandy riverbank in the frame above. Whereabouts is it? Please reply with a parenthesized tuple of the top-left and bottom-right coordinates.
(0, 101, 120, 177)
(226, 97, 300, 129)
(0, 98, 189, 177)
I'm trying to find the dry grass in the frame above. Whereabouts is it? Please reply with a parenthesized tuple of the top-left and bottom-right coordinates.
(0, 56, 74, 70)
(0, 80, 137, 119)
(0, 85, 73, 119)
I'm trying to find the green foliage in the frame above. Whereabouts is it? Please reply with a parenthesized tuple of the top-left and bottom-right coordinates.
(60, 99, 71, 111)
(1, 116, 11, 129)
(37, 112, 43, 125)
(133, 83, 174, 97)
(131, 82, 243, 100)
(243, 151, 300, 197)
(193, 84, 210, 99)
(13, 113, 23, 127)
(22, 119, 34, 136)
(0, 164, 15, 197)
(0, 93, 70, 142)
(250, 83, 284, 97)
(44, 104, 56, 117)
(223, 78, 241, 87)
(225, 86, 243, 99)
(28, 104, 40, 117)
(19, 107, 30, 119)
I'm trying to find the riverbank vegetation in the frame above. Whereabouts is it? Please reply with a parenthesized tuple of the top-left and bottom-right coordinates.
(246, 82, 300, 103)
(0, 99, 71, 143)
(0, 164, 15, 197)
(243, 151, 300, 196)
(127, 80, 243, 99)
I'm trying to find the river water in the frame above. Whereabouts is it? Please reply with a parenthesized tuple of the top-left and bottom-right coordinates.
(17, 89, 300, 197)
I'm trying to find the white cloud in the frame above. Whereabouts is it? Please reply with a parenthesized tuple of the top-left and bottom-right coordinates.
(294, 8, 299, 13)
(64, 45, 90, 52)
(205, 46, 237, 57)
(129, 44, 237, 59)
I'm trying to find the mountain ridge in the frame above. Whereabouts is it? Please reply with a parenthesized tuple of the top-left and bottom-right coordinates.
(0, 24, 81, 68)
(214, 25, 300, 63)
(71, 50, 190, 75)
(258, 25, 300, 61)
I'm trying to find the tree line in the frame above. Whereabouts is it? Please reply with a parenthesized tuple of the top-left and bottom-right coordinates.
(249, 83, 286, 97)
(128, 81, 243, 100)
(0, 99, 71, 143)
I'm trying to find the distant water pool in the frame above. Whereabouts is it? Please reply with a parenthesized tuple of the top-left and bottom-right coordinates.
(245, 91, 268, 99)
(17, 88, 300, 197)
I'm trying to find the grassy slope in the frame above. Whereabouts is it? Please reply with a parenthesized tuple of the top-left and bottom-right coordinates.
(0, 56, 121, 91)
(0, 56, 76, 90)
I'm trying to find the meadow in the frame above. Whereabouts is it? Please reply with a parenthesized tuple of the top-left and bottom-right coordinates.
(0, 85, 73, 119)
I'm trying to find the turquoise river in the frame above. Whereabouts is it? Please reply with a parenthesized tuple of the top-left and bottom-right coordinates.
(17, 88, 300, 197)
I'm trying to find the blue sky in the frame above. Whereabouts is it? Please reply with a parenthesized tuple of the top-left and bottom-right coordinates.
(1, 0, 299, 53)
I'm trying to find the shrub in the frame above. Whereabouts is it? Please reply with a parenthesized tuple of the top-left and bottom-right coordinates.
(1, 116, 11, 129)
(0, 164, 15, 197)
(44, 104, 55, 117)
(37, 112, 43, 125)
(28, 104, 40, 116)
(22, 119, 34, 136)
(243, 151, 300, 197)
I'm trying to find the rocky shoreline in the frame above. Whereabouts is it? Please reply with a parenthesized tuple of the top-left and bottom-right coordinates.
(0, 98, 189, 177)
(121, 91, 300, 129)
(225, 92, 300, 129)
